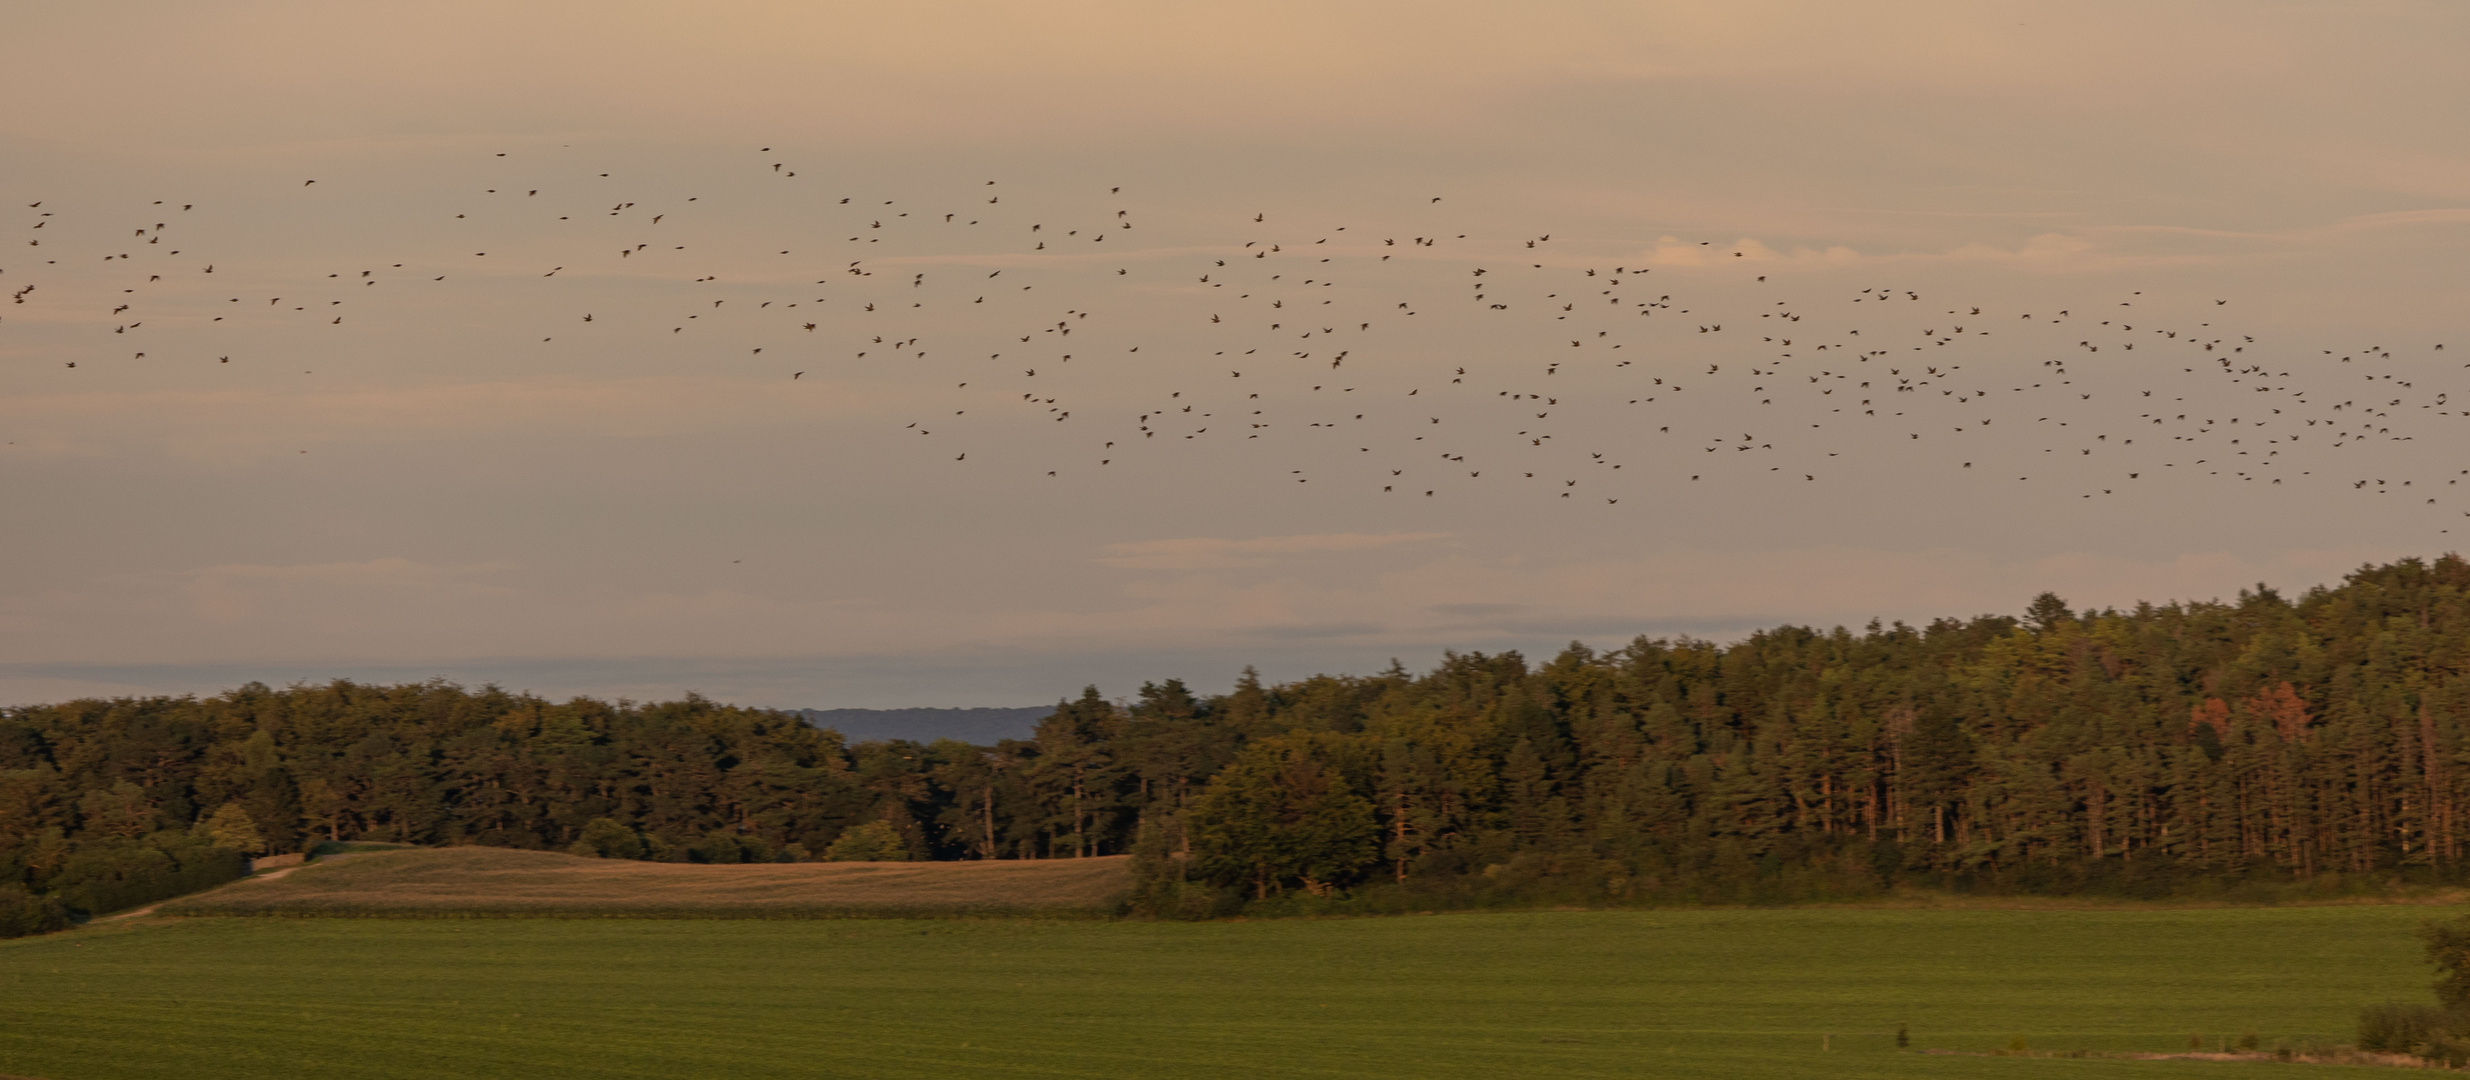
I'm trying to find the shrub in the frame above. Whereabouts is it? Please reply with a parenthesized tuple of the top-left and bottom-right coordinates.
(691, 832, 742, 864)
(2358, 1002, 2448, 1052)
(2359, 1002, 2470, 1062)
(567, 818, 645, 860)
(0, 883, 67, 939)
(2428, 916, 2470, 1010)
(823, 821, 908, 862)
(1123, 872, 1238, 920)
(689, 831, 778, 864)
(48, 830, 245, 917)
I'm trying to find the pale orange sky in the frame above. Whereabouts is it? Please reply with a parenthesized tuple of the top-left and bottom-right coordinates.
(2, 1, 2465, 706)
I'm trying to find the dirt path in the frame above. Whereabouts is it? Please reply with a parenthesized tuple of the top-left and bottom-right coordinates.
(99, 863, 310, 922)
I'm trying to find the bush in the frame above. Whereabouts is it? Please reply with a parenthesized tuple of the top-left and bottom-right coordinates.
(823, 821, 908, 862)
(2359, 1002, 2470, 1058)
(0, 883, 67, 938)
(48, 830, 246, 917)
(1123, 864, 1239, 920)
(567, 818, 645, 860)
(2429, 915, 2470, 1010)
(689, 831, 778, 864)
(2347, 915, 2470, 1064)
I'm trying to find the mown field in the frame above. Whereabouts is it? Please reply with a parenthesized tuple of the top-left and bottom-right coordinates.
(0, 903, 2452, 1079)
(160, 847, 1132, 918)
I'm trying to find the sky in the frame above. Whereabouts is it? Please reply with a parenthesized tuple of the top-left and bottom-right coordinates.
(3, 1, 2466, 708)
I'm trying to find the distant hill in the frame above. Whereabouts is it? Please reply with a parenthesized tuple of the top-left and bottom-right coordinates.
(792, 706, 1053, 744)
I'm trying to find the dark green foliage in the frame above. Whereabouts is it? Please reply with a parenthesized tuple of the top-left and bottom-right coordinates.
(2373, 913, 2470, 1063)
(11, 555, 2470, 922)
(1121, 832, 1239, 920)
(47, 830, 245, 917)
(0, 685, 889, 928)
(821, 821, 906, 862)
(690, 832, 744, 864)
(0, 881, 67, 938)
(2426, 914, 2470, 1010)
(2356, 1002, 2462, 1053)
(1187, 735, 1378, 898)
(567, 818, 644, 860)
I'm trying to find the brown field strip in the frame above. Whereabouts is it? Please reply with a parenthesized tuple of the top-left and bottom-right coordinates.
(157, 847, 1132, 918)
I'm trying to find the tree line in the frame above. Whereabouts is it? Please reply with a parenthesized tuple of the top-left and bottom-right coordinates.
(8, 554, 2470, 931)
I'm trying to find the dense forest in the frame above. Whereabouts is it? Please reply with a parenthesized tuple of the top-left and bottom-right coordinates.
(10, 555, 2470, 932)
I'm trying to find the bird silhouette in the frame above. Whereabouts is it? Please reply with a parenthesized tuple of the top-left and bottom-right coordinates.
(13, 158, 2457, 537)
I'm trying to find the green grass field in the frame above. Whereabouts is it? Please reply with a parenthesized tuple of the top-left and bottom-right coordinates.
(0, 905, 2448, 1079)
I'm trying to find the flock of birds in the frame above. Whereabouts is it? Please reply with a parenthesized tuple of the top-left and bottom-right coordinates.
(7, 147, 2460, 530)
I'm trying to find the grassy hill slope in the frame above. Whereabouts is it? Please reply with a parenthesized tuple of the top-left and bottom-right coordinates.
(158, 848, 1130, 918)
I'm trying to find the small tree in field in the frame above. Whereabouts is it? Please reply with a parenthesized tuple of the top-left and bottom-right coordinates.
(824, 821, 909, 862)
